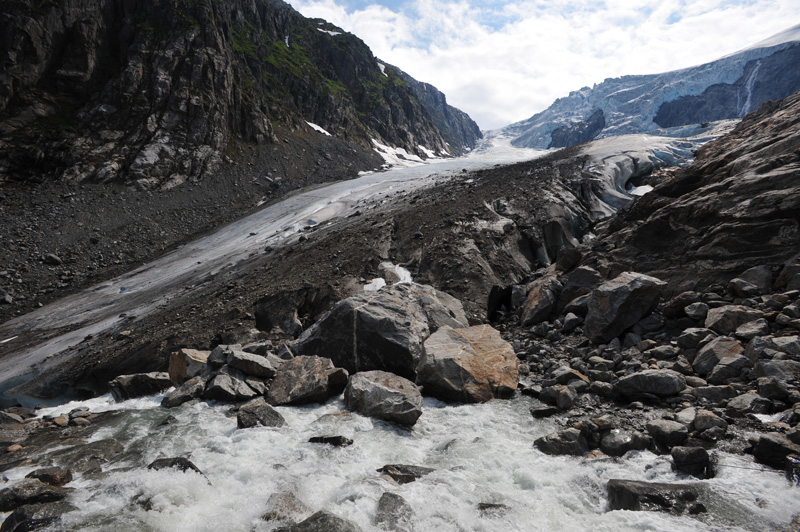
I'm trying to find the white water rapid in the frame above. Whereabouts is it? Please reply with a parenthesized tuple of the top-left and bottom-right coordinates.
(5, 394, 796, 531)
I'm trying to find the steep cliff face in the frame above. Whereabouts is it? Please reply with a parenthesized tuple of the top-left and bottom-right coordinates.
(0, 0, 478, 189)
(499, 24, 800, 149)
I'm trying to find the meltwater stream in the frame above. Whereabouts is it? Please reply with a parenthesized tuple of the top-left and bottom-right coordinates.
(12, 394, 800, 532)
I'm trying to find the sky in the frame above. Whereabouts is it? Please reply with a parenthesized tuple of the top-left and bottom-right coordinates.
(285, 0, 800, 130)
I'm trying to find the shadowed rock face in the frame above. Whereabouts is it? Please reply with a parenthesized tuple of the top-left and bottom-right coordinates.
(589, 90, 800, 296)
(0, 0, 479, 188)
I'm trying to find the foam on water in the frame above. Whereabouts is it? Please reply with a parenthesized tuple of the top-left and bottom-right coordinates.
(10, 395, 798, 531)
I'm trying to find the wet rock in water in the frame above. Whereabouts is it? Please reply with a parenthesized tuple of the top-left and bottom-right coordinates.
(0, 479, 70, 512)
(520, 276, 561, 326)
(377, 464, 434, 484)
(615, 370, 686, 398)
(276, 511, 362, 532)
(0, 501, 75, 532)
(308, 436, 353, 447)
(161, 376, 206, 408)
(704, 305, 763, 336)
(375, 492, 414, 530)
(751, 433, 800, 469)
(262, 492, 310, 522)
(477, 502, 511, 516)
(290, 283, 468, 379)
(600, 429, 650, 457)
(671, 446, 712, 478)
(24, 468, 72, 488)
(534, 428, 589, 456)
(417, 325, 518, 403)
(237, 398, 285, 429)
(646, 419, 688, 450)
(204, 366, 258, 402)
(343, 371, 423, 427)
(168, 348, 210, 384)
(108, 372, 171, 402)
(530, 405, 559, 418)
(583, 272, 666, 343)
(48, 439, 123, 474)
(147, 457, 204, 474)
(267, 356, 348, 406)
(606, 479, 706, 514)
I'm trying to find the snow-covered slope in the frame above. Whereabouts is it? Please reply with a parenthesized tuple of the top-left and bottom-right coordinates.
(495, 24, 800, 149)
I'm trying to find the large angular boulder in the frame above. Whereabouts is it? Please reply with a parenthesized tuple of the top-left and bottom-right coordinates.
(108, 372, 172, 402)
(267, 356, 348, 406)
(557, 266, 603, 312)
(227, 350, 281, 379)
(646, 419, 688, 449)
(754, 359, 800, 382)
(375, 492, 414, 530)
(704, 305, 764, 335)
(534, 428, 588, 456)
(0, 501, 75, 532)
(520, 276, 561, 326)
(0, 479, 69, 512)
(417, 325, 518, 403)
(237, 398, 285, 429)
(289, 283, 468, 379)
(615, 370, 686, 398)
(693, 337, 743, 377)
(344, 371, 423, 427)
(203, 366, 258, 402)
(706, 355, 752, 384)
(751, 433, 800, 469)
(161, 376, 206, 408)
(168, 348, 210, 385)
(584, 272, 666, 343)
(607, 479, 705, 514)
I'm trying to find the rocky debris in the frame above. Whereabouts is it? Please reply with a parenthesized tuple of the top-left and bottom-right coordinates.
(237, 398, 286, 429)
(24, 468, 72, 488)
(147, 457, 204, 475)
(161, 376, 206, 408)
(377, 464, 434, 484)
(276, 511, 362, 532)
(417, 325, 518, 403)
(308, 436, 353, 447)
(290, 283, 468, 379)
(0, 479, 69, 512)
(375, 492, 414, 530)
(0, 501, 75, 532)
(607, 479, 706, 515)
(583, 272, 666, 343)
(267, 356, 348, 406)
(108, 372, 171, 402)
(168, 349, 211, 385)
(671, 447, 712, 478)
(534, 428, 589, 456)
(262, 493, 311, 522)
(343, 371, 423, 427)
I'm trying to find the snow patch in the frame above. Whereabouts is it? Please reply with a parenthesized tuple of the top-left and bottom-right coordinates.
(417, 145, 438, 158)
(363, 278, 386, 292)
(629, 184, 653, 196)
(284, 36, 289, 47)
(377, 62, 388, 77)
(371, 139, 425, 168)
(306, 122, 331, 136)
(317, 29, 341, 36)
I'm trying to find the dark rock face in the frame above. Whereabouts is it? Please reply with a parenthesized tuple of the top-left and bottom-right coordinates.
(290, 283, 468, 380)
(591, 90, 800, 296)
(548, 109, 605, 149)
(0, 0, 478, 188)
(654, 47, 800, 128)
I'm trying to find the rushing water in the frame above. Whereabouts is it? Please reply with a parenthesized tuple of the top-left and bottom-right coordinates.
(8, 394, 797, 531)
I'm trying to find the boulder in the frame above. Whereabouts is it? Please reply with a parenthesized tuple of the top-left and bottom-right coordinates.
(704, 305, 763, 335)
(684, 302, 709, 321)
(262, 493, 310, 522)
(726, 392, 772, 415)
(693, 337, 743, 377)
(734, 319, 770, 341)
(731, 266, 773, 295)
(108, 372, 172, 402)
(267, 356, 348, 406)
(615, 370, 686, 397)
(520, 276, 561, 326)
(744, 336, 780, 364)
(237, 398, 286, 429)
(377, 464, 434, 484)
(607, 479, 706, 514)
(773, 336, 800, 356)
(754, 360, 800, 382)
(671, 446, 712, 478)
(0, 479, 69, 512)
(147, 457, 204, 475)
(24, 468, 72, 488)
(289, 283, 468, 379)
(204, 366, 258, 402)
(168, 348, 210, 385)
(584, 272, 666, 343)
(534, 428, 588, 456)
(0, 501, 75, 532)
(417, 325, 518, 403)
(227, 350, 281, 379)
(676, 328, 716, 349)
(691, 385, 738, 404)
(693, 410, 728, 432)
(277, 511, 362, 532)
(600, 429, 650, 457)
(308, 436, 353, 447)
(646, 420, 688, 449)
(161, 376, 206, 408)
(557, 266, 602, 311)
(343, 371, 423, 427)
(706, 355, 752, 384)
(751, 433, 800, 469)
(375, 492, 414, 529)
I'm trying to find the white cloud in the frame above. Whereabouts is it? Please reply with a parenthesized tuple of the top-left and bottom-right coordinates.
(287, 0, 800, 129)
